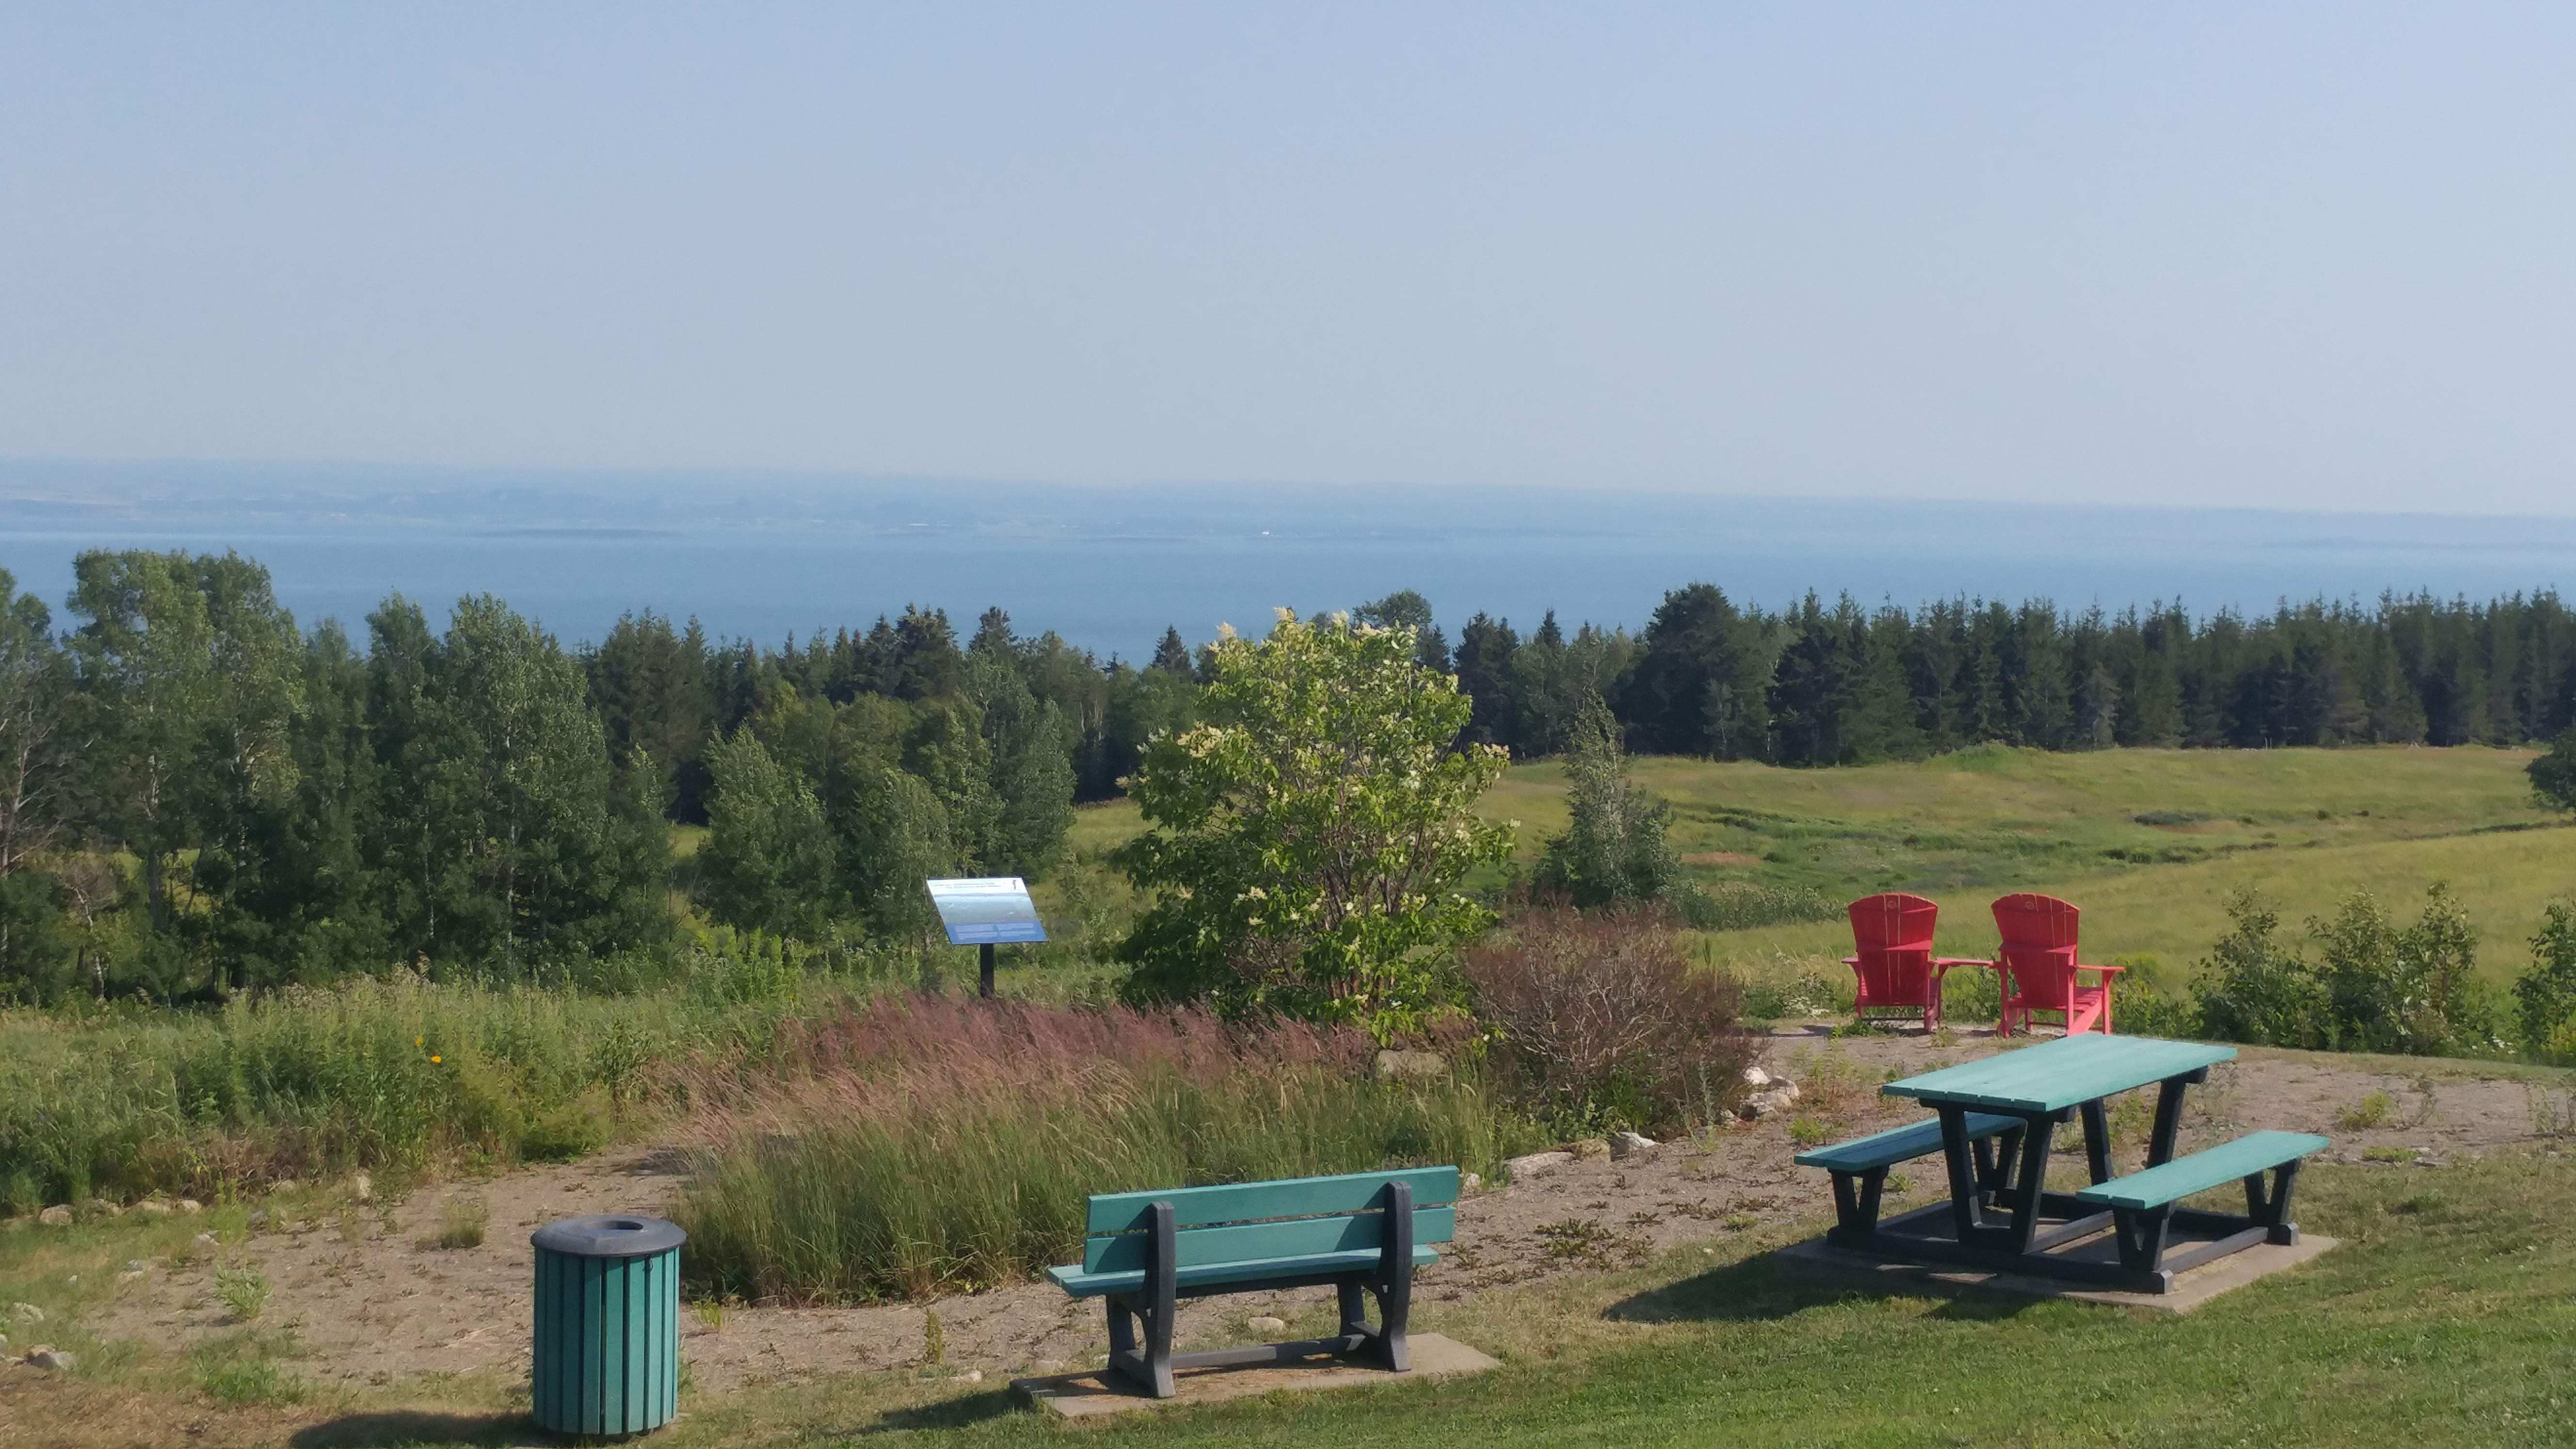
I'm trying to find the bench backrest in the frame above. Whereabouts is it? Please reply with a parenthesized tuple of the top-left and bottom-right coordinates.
(1849, 893, 1939, 999)
(1079, 1167, 1460, 1275)
(1994, 893, 2084, 995)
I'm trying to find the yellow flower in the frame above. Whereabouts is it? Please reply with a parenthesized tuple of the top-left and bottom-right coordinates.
(415, 1036, 424, 1047)
(430, 1055, 443, 1064)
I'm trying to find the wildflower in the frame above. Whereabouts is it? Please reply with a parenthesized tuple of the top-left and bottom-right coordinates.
(415, 1036, 423, 1046)
(430, 1055, 443, 1064)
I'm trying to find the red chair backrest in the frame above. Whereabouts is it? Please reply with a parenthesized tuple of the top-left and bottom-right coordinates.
(1848, 893, 1940, 1003)
(1849, 893, 1938, 956)
(1993, 893, 2080, 997)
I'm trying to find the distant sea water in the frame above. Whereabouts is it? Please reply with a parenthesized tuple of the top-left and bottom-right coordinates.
(3, 464, 2571, 659)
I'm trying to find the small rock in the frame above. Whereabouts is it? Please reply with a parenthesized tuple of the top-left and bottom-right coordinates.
(1777, 1080, 1801, 1103)
(29, 1346, 75, 1372)
(1371, 1049, 1449, 1084)
(134, 1200, 172, 1219)
(193, 1232, 220, 1249)
(1742, 1066, 1773, 1088)
(1503, 1150, 1575, 1180)
(8, 1302, 42, 1325)
(950, 1368, 983, 1383)
(1609, 1130, 1659, 1160)
(1247, 1316, 1288, 1334)
(1460, 1172, 1482, 1193)
(1570, 1137, 1610, 1160)
(117, 1271, 146, 1287)
(36, 1206, 71, 1227)
(81, 1199, 119, 1219)
(1738, 1089, 1797, 1121)
(271, 1179, 302, 1196)
(125, 1259, 149, 1272)
(177, 1199, 203, 1215)
(349, 1172, 374, 1203)
(247, 1209, 269, 1229)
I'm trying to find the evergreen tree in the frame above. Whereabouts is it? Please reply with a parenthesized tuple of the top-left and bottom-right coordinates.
(1532, 697, 1678, 906)
(1620, 584, 1765, 758)
(1149, 626, 1193, 675)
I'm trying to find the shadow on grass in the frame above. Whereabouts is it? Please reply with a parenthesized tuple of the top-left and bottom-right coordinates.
(286, 1411, 536, 1447)
(851, 1388, 1028, 1435)
(1606, 1247, 2039, 1326)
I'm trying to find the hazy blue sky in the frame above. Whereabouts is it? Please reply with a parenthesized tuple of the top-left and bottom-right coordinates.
(6, 4, 2573, 512)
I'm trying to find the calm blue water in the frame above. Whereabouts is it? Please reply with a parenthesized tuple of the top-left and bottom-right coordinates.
(4, 472, 2571, 658)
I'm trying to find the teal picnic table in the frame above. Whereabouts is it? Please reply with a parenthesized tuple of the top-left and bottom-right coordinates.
(1818, 1033, 2318, 1291)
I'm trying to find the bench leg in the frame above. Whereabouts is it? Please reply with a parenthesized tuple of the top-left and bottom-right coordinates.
(1104, 1202, 1179, 1398)
(1827, 1168, 1888, 1245)
(2245, 1159, 2303, 1246)
(1374, 1180, 1414, 1372)
(2109, 1204, 2174, 1273)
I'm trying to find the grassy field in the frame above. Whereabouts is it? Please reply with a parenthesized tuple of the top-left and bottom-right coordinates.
(15, 1140, 2576, 1446)
(1070, 744, 2573, 987)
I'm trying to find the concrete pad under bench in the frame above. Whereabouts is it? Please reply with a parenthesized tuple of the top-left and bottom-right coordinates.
(1012, 1333, 1501, 1419)
(1775, 1232, 2339, 1314)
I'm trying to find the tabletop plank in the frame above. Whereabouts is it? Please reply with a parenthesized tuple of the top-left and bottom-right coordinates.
(1881, 1034, 2235, 1114)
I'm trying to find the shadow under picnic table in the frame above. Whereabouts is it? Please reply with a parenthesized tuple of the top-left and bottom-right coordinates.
(1604, 1252, 2039, 1327)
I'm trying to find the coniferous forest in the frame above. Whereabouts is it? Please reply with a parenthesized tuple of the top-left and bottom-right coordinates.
(1, 549, 2570, 1003)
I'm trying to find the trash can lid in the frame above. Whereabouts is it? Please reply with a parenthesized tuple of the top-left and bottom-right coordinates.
(531, 1214, 687, 1258)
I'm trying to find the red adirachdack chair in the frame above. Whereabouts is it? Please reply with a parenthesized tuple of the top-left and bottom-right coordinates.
(1843, 894, 1982, 1031)
(1991, 893, 2123, 1035)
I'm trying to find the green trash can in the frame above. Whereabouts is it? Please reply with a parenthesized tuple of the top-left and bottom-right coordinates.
(531, 1214, 685, 1436)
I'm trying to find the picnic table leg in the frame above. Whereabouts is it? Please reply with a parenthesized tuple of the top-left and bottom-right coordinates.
(1937, 1107, 1988, 1241)
(2078, 1098, 2114, 1184)
(2000, 1112, 2058, 1253)
(2146, 1069, 2206, 1169)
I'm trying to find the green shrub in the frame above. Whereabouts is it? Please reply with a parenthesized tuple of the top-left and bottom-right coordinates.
(2514, 902, 2576, 1059)
(214, 1265, 271, 1322)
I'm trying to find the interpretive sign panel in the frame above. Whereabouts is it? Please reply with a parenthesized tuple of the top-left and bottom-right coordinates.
(925, 876, 1048, 946)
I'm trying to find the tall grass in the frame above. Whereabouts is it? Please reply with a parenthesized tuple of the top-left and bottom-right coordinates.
(673, 995, 1544, 1304)
(0, 927, 857, 1212)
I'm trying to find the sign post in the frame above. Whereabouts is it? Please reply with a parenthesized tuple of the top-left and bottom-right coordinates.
(923, 877, 1047, 998)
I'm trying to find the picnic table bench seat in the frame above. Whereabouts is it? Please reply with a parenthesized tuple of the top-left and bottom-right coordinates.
(1796, 1113, 2027, 1245)
(1046, 1166, 1457, 1398)
(2073, 1129, 2326, 1286)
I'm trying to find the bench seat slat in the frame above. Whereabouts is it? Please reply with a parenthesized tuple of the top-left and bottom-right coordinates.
(1793, 1112, 2023, 1172)
(1084, 1167, 1460, 1233)
(1049, 1246, 1441, 1299)
(2073, 1130, 2329, 1211)
(1082, 1206, 1456, 1274)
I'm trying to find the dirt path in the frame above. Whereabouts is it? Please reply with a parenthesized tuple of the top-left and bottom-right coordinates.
(80, 1027, 2564, 1393)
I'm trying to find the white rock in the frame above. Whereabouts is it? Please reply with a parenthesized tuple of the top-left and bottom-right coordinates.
(1609, 1130, 1660, 1160)
(1504, 1150, 1575, 1179)
(29, 1347, 75, 1371)
(125, 1259, 149, 1272)
(951, 1368, 983, 1383)
(117, 1271, 146, 1287)
(36, 1206, 70, 1227)
(193, 1232, 220, 1249)
(1742, 1066, 1773, 1088)
(1777, 1080, 1801, 1103)
(349, 1172, 374, 1203)
(7, 1302, 42, 1324)
(134, 1200, 172, 1219)
(1460, 1172, 1482, 1193)
(177, 1199, 203, 1215)
(1247, 1316, 1288, 1334)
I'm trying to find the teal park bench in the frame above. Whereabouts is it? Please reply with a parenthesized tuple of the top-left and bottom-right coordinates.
(1795, 1112, 2027, 1246)
(1046, 1167, 1458, 1398)
(2075, 1128, 2326, 1286)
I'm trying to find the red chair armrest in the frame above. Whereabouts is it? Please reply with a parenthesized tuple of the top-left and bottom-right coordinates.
(1841, 955, 1860, 966)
